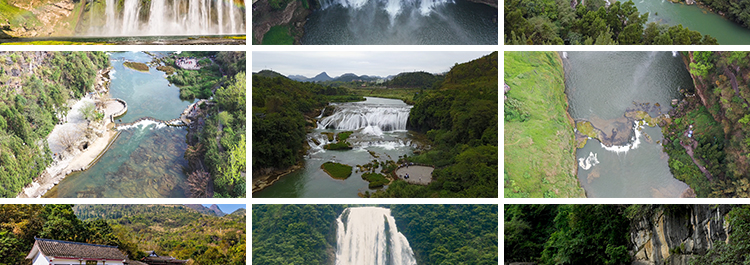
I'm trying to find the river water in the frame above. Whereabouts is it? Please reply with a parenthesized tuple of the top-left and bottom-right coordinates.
(301, 0, 497, 45)
(562, 51, 691, 197)
(254, 97, 416, 198)
(632, 0, 750, 45)
(47, 52, 195, 198)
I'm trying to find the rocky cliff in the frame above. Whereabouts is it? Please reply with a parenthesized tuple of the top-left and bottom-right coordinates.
(630, 205, 733, 265)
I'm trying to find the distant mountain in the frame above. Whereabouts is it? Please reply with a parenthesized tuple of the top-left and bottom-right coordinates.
(287, 74, 309, 81)
(310, 72, 333, 82)
(384, 71, 444, 88)
(253, 70, 286, 78)
(230, 208, 246, 216)
(184, 204, 226, 216)
(332, 73, 381, 82)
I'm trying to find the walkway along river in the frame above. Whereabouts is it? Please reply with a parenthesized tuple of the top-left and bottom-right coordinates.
(43, 52, 198, 198)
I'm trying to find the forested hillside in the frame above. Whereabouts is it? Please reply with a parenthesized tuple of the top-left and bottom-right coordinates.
(664, 51, 750, 197)
(505, 205, 750, 264)
(373, 52, 498, 198)
(252, 205, 497, 265)
(252, 205, 344, 265)
(390, 205, 498, 265)
(505, 0, 718, 44)
(384, 71, 444, 89)
(0, 51, 109, 197)
(74, 204, 246, 264)
(252, 73, 362, 172)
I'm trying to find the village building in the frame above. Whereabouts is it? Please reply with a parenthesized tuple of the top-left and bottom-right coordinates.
(26, 237, 128, 265)
(140, 251, 189, 264)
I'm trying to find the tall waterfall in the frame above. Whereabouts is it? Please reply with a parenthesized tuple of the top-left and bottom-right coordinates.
(335, 207, 417, 265)
(93, 0, 245, 36)
(318, 0, 450, 22)
(317, 98, 412, 134)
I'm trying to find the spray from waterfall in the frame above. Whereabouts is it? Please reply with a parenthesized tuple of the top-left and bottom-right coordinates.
(335, 207, 417, 265)
(95, 0, 245, 36)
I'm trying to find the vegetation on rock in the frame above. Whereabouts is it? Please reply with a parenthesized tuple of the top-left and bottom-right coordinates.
(321, 162, 353, 179)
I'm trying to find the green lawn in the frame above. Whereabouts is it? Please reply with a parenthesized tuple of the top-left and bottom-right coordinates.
(504, 51, 586, 198)
(321, 162, 353, 179)
(261, 25, 294, 45)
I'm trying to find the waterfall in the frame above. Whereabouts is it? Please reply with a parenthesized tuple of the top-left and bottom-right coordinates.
(335, 207, 417, 265)
(92, 0, 245, 36)
(317, 101, 412, 133)
(323, 0, 450, 21)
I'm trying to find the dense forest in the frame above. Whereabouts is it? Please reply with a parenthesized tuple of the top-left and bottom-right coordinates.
(663, 51, 750, 197)
(372, 52, 498, 198)
(252, 72, 362, 172)
(390, 205, 498, 265)
(166, 51, 246, 198)
(384, 71, 444, 89)
(252, 205, 497, 265)
(0, 51, 109, 197)
(505, 0, 719, 44)
(0, 204, 245, 264)
(505, 205, 750, 264)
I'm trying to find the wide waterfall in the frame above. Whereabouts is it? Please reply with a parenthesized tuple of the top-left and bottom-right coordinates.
(318, 98, 412, 134)
(336, 207, 418, 265)
(94, 0, 245, 36)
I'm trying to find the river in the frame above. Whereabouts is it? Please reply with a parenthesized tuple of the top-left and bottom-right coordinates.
(45, 52, 195, 198)
(632, 0, 750, 45)
(254, 97, 417, 198)
(562, 51, 691, 197)
(301, 0, 497, 45)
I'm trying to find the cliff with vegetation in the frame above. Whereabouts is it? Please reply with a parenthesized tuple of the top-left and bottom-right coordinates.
(252, 0, 314, 44)
(662, 51, 750, 197)
(505, 204, 750, 264)
(504, 51, 585, 198)
(505, 0, 718, 44)
(0, 51, 108, 198)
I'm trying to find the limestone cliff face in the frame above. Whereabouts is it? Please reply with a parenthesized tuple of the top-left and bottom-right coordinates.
(630, 205, 733, 265)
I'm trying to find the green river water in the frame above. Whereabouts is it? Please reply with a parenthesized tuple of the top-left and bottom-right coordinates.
(46, 52, 195, 198)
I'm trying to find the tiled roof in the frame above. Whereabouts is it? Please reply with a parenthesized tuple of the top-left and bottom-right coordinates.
(33, 237, 127, 260)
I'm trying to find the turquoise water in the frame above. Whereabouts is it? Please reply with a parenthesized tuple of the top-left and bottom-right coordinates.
(48, 52, 194, 198)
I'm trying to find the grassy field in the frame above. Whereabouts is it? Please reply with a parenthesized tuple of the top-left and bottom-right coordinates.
(504, 51, 586, 198)
(321, 162, 353, 179)
(261, 25, 294, 45)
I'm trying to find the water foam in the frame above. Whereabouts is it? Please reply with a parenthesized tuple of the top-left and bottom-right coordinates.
(117, 120, 166, 130)
(578, 152, 600, 170)
(600, 121, 642, 154)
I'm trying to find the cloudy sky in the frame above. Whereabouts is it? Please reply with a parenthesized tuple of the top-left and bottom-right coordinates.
(252, 51, 492, 78)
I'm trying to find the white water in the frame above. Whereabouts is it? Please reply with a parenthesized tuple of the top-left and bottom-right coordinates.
(94, 0, 245, 36)
(335, 207, 417, 265)
(319, 0, 451, 22)
(578, 152, 600, 170)
(116, 120, 167, 130)
(599, 121, 643, 154)
(317, 103, 412, 134)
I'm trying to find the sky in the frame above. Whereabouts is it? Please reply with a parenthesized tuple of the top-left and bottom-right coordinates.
(252, 51, 492, 78)
(204, 204, 245, 214)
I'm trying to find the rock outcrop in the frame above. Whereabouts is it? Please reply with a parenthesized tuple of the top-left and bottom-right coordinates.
(630, 205, 733, 265)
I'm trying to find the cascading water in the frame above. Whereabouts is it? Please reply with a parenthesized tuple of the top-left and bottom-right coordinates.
(335, 207, 417, 265)
(94, 0, 245, 36)
(317, 99, 412, 135)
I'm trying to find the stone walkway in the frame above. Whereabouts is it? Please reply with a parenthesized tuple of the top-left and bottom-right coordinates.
(394, 166, 434, 185)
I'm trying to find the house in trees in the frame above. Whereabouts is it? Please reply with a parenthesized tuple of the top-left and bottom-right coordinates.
(140, 251, 189, 264)
(26, 237, 127, 265)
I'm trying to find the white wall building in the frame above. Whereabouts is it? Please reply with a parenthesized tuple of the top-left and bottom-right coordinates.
(26, 237, 128, 265)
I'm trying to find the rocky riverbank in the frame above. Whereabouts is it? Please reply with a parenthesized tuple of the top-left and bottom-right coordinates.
(17, 67, 124, 198)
